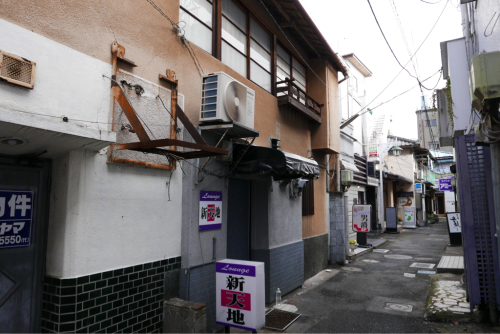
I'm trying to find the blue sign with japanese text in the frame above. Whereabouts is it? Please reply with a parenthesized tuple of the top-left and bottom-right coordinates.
(0, 190, 34, 249)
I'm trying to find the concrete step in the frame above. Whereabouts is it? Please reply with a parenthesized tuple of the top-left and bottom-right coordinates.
(437, 256, 464, 274)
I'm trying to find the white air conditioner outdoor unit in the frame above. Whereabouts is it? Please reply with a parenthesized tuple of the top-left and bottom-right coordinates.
(199, 72, 255, 128)
(417, 170, 424, 180)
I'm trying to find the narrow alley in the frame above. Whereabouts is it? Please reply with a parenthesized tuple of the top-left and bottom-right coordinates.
(273, 222, 489, 333)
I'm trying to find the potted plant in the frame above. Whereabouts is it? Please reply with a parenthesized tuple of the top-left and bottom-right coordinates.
(349, 240, 358, 252)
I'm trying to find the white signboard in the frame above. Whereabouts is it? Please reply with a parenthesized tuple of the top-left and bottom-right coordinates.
(352, 205, 371, 232)
(445, 191, 456, 213)
(446, 212, 462, 233)
(199, 191, 222, 231)
(403, 207, 416, 229)
(415, 183, 422, 193)
(216, 260, 265, 332)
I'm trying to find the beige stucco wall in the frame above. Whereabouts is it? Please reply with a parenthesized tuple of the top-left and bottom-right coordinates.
(0, 0, 339, 239)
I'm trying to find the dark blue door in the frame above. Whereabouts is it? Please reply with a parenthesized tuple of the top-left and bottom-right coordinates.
(226, 179, 250, 261)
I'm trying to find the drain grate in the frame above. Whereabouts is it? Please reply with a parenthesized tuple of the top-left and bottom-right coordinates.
(263, 308, 301, 331)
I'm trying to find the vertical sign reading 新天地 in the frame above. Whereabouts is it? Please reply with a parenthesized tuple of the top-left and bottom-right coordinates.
(216, 260, 265, 332)
(199, 191, 222, 231)
(0, 190, 34, 249)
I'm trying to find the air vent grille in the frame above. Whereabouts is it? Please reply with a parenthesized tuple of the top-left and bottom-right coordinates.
(0, 51, 36, 89)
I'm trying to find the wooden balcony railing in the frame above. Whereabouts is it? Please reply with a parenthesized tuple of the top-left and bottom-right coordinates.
(276, 78, 323, 123)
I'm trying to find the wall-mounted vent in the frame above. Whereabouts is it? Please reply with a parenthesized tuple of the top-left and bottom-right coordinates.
(0, 51, 36, 89)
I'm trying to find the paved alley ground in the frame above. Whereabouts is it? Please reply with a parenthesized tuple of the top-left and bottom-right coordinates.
(262, 221, 497, 333)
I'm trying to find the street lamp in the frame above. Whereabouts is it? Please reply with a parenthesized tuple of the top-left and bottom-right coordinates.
(391, 146, 403, 156)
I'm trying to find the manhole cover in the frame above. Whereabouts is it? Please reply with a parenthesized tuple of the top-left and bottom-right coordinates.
(342, 267, 362, 272)
(384, 254, 413, 260)
(384, 302, 413, 312)
(410, 262, 435, 269)
(362, 259, 380, 263)
(404, 273, 416, 278)
(373, 249, 389, 253)
(263, 309, 301, 331)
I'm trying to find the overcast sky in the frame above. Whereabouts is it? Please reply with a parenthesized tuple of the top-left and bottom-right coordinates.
(300, 0, 463, 140)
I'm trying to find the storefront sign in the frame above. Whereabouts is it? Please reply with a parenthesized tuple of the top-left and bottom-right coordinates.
(446, 212, 461, 233)
(439, 178, 453, 191)
(415, 183, 422, 193)
(216, 260, 265, 332)
(403, 207, 416, 229)
(0, 190, 33, 249)
(352, 205, 371, 232)
(397, 197, 413, 208)
(199, 191, 222, 231)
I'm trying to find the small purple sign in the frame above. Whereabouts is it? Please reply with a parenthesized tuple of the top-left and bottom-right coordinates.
(216, 262, 256, 277)
(439, 178, 453, 191)
(199, 191, 222, 231)
(200, 191, 222, 201)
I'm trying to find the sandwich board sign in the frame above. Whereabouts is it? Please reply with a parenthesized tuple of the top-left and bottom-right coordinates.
(216, 260, 265, 332)
(199, 191, 222, 231)
(352, 205, 371, 232)
(446, 212, 462, 246)
(403, 206, 416, 229)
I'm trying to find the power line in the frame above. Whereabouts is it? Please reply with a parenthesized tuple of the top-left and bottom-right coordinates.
(367, 0, 446, 91)
(368, 69, 442, 113)
(344, 0, 450, 124)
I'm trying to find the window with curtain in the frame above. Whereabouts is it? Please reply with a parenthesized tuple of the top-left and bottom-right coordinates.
(179, 0, 213, 54)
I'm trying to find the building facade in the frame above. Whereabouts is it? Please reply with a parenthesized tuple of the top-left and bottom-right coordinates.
(0, 0, 347, 332)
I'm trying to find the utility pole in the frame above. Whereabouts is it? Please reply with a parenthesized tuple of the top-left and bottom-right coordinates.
(377, 140, 393, 231)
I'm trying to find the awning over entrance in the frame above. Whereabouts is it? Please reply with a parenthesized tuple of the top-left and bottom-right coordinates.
(341, 160, 360, 173)
(233, 144, 319, 180)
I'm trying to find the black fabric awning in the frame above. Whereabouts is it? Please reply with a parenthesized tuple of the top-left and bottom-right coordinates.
(233, 144, 319, 180)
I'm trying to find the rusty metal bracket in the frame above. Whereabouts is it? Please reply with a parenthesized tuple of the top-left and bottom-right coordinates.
(108, 42, 227, 167)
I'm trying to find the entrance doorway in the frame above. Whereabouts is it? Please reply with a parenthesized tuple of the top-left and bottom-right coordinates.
(226, 179, 251, 261)
(366, 187, 377, 230)
(0, 158, 50, 332)
(436, 194, 445, 216)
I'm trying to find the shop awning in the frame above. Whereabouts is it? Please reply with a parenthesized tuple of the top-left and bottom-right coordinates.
(377, 170, 413, 184)
(233, 144, 319, 180)
(341, 160, 360, 173)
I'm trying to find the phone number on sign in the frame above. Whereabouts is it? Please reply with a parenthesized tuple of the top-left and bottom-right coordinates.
(0, 235, 29, 246)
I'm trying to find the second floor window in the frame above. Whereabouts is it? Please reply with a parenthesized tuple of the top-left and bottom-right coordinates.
(180, 0, 213, 54)
(276, 44, 307, 96)
(180, 0, 296, 94)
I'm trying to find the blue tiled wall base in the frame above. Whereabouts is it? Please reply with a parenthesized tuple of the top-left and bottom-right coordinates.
(184, 263, 220, 333)
(269, 241, 304, 303)
(41, 256, 181, 333)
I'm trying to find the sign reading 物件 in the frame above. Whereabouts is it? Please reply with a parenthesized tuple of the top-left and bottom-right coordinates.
(216, 260, 265, 332)
(0, 190, 34, 249)
(352, 205, 371, 232)
(199, 191, 222, 231)
(439, 178, 454, 191)
(415, 183, 422, 193)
